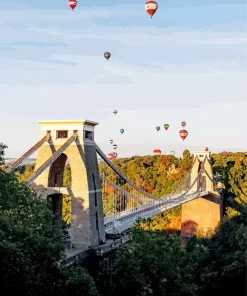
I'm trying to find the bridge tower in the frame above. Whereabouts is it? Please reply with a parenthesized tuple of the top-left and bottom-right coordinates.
(181, 151, 222, 245)
(33, 120, 105, 250)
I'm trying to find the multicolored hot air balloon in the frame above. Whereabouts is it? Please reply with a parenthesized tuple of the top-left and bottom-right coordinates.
(179, 129, 188, 141)
(68, 0, 77, 10)
(156, 126, 160, 131)
(120, 129, 124, 134)
(104, 52, 111, 60)
(164, 123, 169, 131)
(145, 1, 158, 18)
(153, 149, 161, 155)
(181, 121, 186, 128)
(113, 144, 117, 150)
(113, 110, 117, 115)
(109, 139, 113, 144)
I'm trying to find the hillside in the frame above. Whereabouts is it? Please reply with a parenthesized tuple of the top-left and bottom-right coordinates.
(100, 150, 193, 197)
(8, 150, 247, 231)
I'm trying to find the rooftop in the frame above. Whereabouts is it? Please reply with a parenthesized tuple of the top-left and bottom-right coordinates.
(37, 120, 98, 126)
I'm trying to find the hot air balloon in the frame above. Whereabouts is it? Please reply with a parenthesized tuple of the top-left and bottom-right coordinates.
(156, 126, 160, 131)
(108, 153, 114, 161)
(113, 110, 117, 115)
(112, 152, 117, 158)
(181, 121, 186, 128)
(170, 151, 175, 156)
(164, 123, 169, 131)
(109, 139, 113, 144)
(145, 1, 158, 18)
(104, 52, 111, 60)
(113, 144, 117, 150)
(120, 129, 124, 134)
(153, 149, 161, 155)
(68, 0, 77, 10)
(179, 129, 188, 141)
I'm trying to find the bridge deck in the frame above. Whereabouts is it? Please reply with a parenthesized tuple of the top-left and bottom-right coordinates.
(64, 234, 131, 266)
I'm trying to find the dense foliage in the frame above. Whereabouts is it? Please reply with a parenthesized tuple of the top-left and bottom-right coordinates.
(0, 142, 8, 165)
(191, 206, 247, 296)
(97, 229, 207, 296)
(1, 143, 246, 295)
(94, 203, 247, 296)
(11, 150, 193, 230)
(0, 167, 98, 295)
(100, 149, 193, 197)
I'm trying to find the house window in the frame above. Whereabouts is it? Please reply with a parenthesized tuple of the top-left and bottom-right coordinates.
(56, 130, 68, 138)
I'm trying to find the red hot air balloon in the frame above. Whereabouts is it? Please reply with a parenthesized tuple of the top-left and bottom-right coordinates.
(108, 153, 114, 161)
(69, 0, 77, 10)
(179, 129, 188, 141)
(153, 149, 161, 155)
(112, 152, 117, 158)
(205, 147, 209, 151)
(145, 1, 158, 18)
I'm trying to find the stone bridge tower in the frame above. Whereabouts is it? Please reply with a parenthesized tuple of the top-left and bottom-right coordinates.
(33, 120, 105, 250)
(181, 151, 222, 245)
(188, 151, 214, 192)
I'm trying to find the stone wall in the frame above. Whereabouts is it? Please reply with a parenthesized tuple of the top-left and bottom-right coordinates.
(33, 137, 105, 250)
(181, 194, 221, 245)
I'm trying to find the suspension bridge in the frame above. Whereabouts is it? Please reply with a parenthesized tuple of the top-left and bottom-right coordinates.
(5, 120, 222, 260)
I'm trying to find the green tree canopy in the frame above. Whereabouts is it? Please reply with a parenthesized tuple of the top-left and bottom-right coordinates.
(0, 142, 8, 165)
(97, 229, 207, 296)
(0, 170, 98, 295)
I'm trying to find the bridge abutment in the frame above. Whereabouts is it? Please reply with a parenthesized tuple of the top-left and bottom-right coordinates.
(181, 194, 221, 245)
(33, 120, 105, 250)
(181, 151, 221, 245)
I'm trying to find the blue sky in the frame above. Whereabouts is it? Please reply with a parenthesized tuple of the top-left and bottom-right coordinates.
(0, 0, 246, 158)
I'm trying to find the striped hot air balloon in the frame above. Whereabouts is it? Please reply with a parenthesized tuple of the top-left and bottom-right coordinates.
(153, 149, 161, 155)
(179, 129, 188, 141)
(164, 123, 169, 131)
(104, 52, 111, 60)
(145, 1, 158, 18)
(181, 121, 186, 128)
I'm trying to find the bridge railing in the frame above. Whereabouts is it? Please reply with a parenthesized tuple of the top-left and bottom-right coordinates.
(104, 187, 207, 234)
(103, 172, 200, 229)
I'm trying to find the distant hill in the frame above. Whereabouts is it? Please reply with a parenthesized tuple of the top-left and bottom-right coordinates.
(5, 158, 36, 166)
(5, 157, 104, 166)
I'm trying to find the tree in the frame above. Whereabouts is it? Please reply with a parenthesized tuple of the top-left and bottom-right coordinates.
(212, 152, 247, 216)
(0, 170, 64, 293)
(192, 204, 247, 296)
(0, 170, 98, 295)
(138, 214, 171, 231)
(100, 229, 207, 296)
(0, 142, 8, 165)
